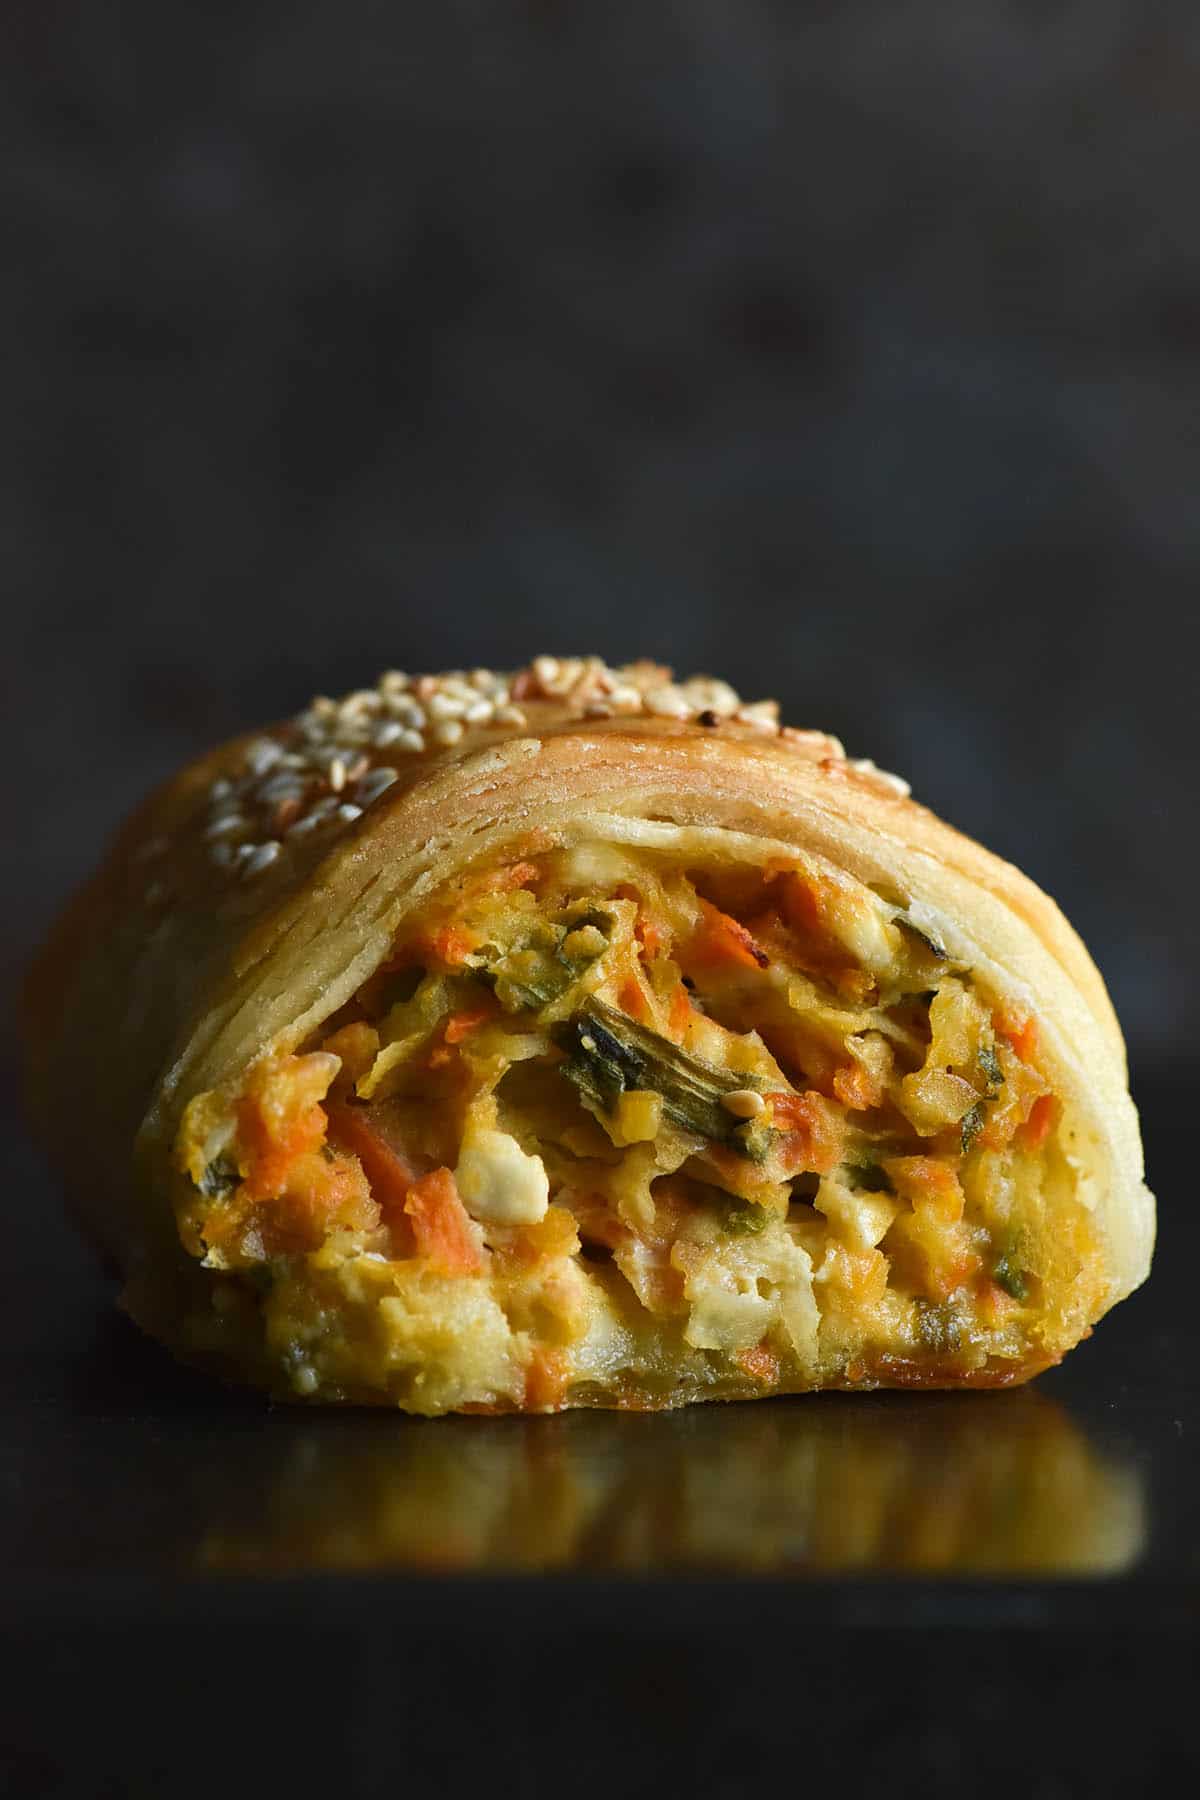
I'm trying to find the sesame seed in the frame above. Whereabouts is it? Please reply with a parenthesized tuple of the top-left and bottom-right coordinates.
(645, 684, 691, 719)
(385, 694, 426, 727)
(493, 704, 527, 728)
(464, 698, 495, 724)
(735, 701, 780, 729)
(336, 802, 362, 822)
(210, 778, 232, 800)
(721, 1089, 765, 1119)
(428, 692, 467, 720)
(205, 813, 245, 839)
(373, 720, 404, 746)
(395, 728, 425, 753)
(256, 772, 306, 803)
(356, 767, 398, 805)
(242, 841, 281, 875)
(680, 677, 739, 717)
(245, 739, 282, 775)
(848, 758, 911, 798)
(431, 718, 464, 746)
(328, 758, 347, 792)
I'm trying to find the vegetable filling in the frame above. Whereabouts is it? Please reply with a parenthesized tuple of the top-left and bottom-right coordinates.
(174, 841, 1104, 1406)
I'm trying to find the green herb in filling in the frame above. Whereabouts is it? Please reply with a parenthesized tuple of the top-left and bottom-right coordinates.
(483, 907, 612, 1012)
(844, 1160, 895, 1195)
(960, 1102, 986, 1155)
(722, 1197, 770, 1234)
(893, 914, 949, 960)
(556, 999, 762, 1149)
(992, 1253, 1029, 1301)
(199, 1156, 239, 1198)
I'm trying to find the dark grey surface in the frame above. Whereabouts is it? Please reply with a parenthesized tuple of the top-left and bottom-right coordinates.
(4, 1, 1196, 1079)
(0, 1079, 1195, 1795)
(3, 11, 1195, 1790)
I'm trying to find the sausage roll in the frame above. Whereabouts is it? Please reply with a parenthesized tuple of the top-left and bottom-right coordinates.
(24, 656, 1154, 1413)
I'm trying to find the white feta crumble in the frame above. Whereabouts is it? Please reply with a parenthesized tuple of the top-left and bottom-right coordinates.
(455, 1126, 549, 1225)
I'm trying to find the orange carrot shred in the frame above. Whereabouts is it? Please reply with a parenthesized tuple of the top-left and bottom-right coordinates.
(443, 1006, 494, 1045)
(668, 984, 692, 1039)
(618, 974, 653, 1023)
(993, 1004, 1039, 1064)
(691, 899, 769, 971)
(404, 1168, 482, 1276)
(1016, 1093, 1058, 1151)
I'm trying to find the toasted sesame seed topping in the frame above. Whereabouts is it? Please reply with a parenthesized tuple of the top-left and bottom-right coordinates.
(190, 655, 906, 886)
(847, 758, 912, 798)
(242, 841, 281, 876)
(356, 767, 398, 805)
(245, 739, 282, 776)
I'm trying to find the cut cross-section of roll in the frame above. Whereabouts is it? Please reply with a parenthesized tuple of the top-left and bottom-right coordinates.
(24, 657, 1154, 1413)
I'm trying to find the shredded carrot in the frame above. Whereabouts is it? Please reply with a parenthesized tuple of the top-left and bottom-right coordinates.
(668, 983, 692, 1039)
(831, 1062, 883, 1111)
(735, 1342, 781, 1385)
(1016, 1092, 1059, 1151)
(636, 915, 666, 960)
(325, 1100, 419, 1231)
(993, 1004, 1039, 1064)
(778, 870, 825, 937)
(404, 1167, 482, 1276)
(237, 1097, 327, 1203)
(884, 1155, 965, 1223)
(618, 974, 653, 1023)
(443, 1006, 494, 1045)
(769, 1089, 843, 1175)
(484, 860, 540, 894)
(422, 923, 481, 970)
(690, 899, 769, 971)
(523, 1346, 572, 1411)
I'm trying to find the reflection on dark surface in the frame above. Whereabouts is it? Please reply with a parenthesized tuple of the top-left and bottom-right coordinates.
(188, 1390, 1141, 1577)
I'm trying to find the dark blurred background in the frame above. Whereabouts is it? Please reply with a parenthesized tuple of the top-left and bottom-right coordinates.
(4, 2, 1196, 1078)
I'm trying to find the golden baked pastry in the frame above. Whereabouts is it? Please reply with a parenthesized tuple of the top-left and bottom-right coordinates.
(25, 656, 1154, 1413)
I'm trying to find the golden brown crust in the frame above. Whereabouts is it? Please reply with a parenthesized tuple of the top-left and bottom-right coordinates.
(24, 659, 1154, 1385)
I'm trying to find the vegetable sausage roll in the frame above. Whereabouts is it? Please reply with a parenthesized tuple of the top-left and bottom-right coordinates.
(25, 656, 1154, 1414)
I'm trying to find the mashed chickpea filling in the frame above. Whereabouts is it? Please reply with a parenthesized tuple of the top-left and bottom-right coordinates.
(174, 840, 1106, 1411)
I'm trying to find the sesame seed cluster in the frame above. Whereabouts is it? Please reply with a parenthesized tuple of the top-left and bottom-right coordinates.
(187, 655, 908, 889)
